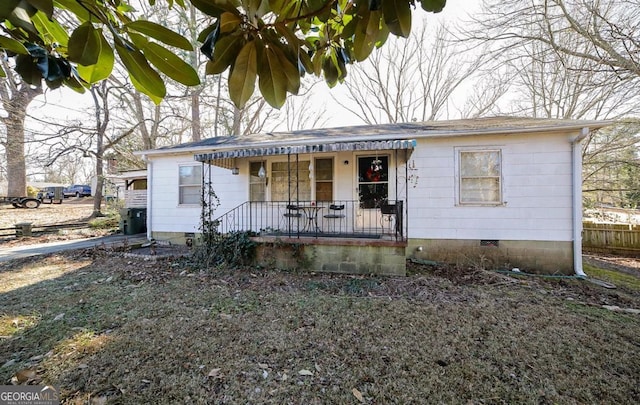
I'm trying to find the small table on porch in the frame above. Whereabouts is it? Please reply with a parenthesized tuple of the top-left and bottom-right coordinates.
(300, 206, 323, 233)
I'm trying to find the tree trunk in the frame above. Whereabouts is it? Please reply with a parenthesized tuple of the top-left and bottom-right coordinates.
(191, 90, 201, 141)
(1, 86, 41, 197)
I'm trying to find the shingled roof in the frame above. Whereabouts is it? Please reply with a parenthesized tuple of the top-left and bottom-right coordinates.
(138, 116, 613, 157)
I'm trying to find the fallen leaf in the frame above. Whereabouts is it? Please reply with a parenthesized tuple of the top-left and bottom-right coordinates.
(219, 313, 232, 320)
(91, 396, 108, 405)
(208, 368, 222, 378)
(53, 313, 65, 321)
(298, 369, 313, 376)
(15, 369, 37, 384)
(352, 388, 364, 402)
(258, 363, 269, 369)
(262, 369, 269, 379)
(315, 363, 321, 372)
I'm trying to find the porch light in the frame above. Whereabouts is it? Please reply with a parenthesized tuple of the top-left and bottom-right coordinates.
(258, 163, 266, 178)
(231, 167, 239, 175)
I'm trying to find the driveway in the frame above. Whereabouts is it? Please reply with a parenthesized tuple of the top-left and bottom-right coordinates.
(0, 233, 147, 263)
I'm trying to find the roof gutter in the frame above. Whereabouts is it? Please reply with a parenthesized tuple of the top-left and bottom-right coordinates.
(571, 128, 590, 277)
(141, 154, 153, 241)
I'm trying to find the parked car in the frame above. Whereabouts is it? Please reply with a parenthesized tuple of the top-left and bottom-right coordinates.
(63, 184, 91, 198)
(37, 187, 55, 200)
(37, 186, 64, 203)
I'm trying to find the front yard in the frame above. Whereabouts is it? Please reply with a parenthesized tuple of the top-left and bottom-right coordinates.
(1, 249, 639, 404)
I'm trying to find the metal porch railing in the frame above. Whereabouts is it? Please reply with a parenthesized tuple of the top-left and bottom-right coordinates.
(213, 200, 406, 241)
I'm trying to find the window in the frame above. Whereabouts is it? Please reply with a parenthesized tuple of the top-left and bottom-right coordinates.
(271, 160, 311, 201)
(249, 161, 266, 201)
(458, 149, 502, 205)
(179, 164, 202, 205)
(358, 155, 389, 208)
(315, 158, 333, 201)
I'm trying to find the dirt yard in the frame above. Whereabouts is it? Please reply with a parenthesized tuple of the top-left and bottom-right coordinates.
(0, 248, 639, 403)
(0, 198, 117, 246)
(0, 201, 638, 402)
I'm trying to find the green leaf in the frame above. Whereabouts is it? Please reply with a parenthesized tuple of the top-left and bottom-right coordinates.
(322, 54, 339, 87)
(0, 36, 29, 54)
(269, 0, 300, 20)
(219, 11, 241, 33)
(53, 0, 91, 21)
(382, 0, 412, 38)
(0, 0, 20, 20)
(143, 42, 200, 86)
(7, 2, 38, 35)
(32, 10, 69, 46)
(64, 73, 87, 93)
(205, 34, 243, 75)
(353, 10, 382, 61)
(77, 31, 114, 82)
(190, 0, 239, 17)
(126, 20, 193, 50)
(0, 64, 5, 77)
(25, 0, 53, 19)
(229, 40, 257, 109)
(258, 45, 288, 108)
(15, 54, 43, 85)
(130, 73, 164, 105)
(272, 44, 299, 94)
(115, 42, 166, 101)
(421, 0, 446, 13)
(68, 22, 100, 66)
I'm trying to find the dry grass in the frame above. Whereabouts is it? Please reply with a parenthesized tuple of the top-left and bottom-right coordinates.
(0, 251, 639, 404)
(0, 199, 118, 246)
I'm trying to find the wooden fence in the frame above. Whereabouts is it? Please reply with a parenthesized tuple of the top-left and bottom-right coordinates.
(0, 222, 90, 239)
(583, 222, 640, 254)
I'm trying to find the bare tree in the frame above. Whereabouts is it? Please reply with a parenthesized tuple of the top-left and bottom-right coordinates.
(336, 24, 483, 124)
(462, 0, 639, 93)
(582, 120, 640, 207)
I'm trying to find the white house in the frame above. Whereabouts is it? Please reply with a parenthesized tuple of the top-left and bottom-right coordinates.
(136, 117, 611, 276)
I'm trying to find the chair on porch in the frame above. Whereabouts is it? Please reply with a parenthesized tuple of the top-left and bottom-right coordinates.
(323, 204, 345, 233)
(283, 204, 302, 232)
(380, 203, 397, 234)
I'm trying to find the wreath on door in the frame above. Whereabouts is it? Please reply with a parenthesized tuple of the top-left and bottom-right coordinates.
(365, 158, 383, 182)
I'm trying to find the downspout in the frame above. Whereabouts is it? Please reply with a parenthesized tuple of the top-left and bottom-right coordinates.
(571, 128, 590, 277)
(142, 154, 152, 241)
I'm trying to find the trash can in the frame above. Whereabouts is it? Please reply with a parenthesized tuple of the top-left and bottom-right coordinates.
(52, 187, 64, 200)
(119, 208, 147, 235)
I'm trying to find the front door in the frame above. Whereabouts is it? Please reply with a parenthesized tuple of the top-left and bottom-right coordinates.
(355, 155, 389, 233)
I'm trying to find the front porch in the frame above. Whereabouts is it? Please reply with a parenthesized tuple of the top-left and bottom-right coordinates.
(211, 200, 408, 276)
(213, 199, 406, 241)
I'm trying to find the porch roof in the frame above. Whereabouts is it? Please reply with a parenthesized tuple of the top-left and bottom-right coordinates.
(193, 139, 417, 162)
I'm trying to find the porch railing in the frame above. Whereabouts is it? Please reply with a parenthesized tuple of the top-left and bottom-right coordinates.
(213, 200, 405, 240)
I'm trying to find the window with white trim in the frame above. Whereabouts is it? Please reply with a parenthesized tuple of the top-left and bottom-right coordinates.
(179, 164, 202, 205)
(271, 160, 311, 201)
(457, 149, 502, 205)
(249, 161, 266, 201)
